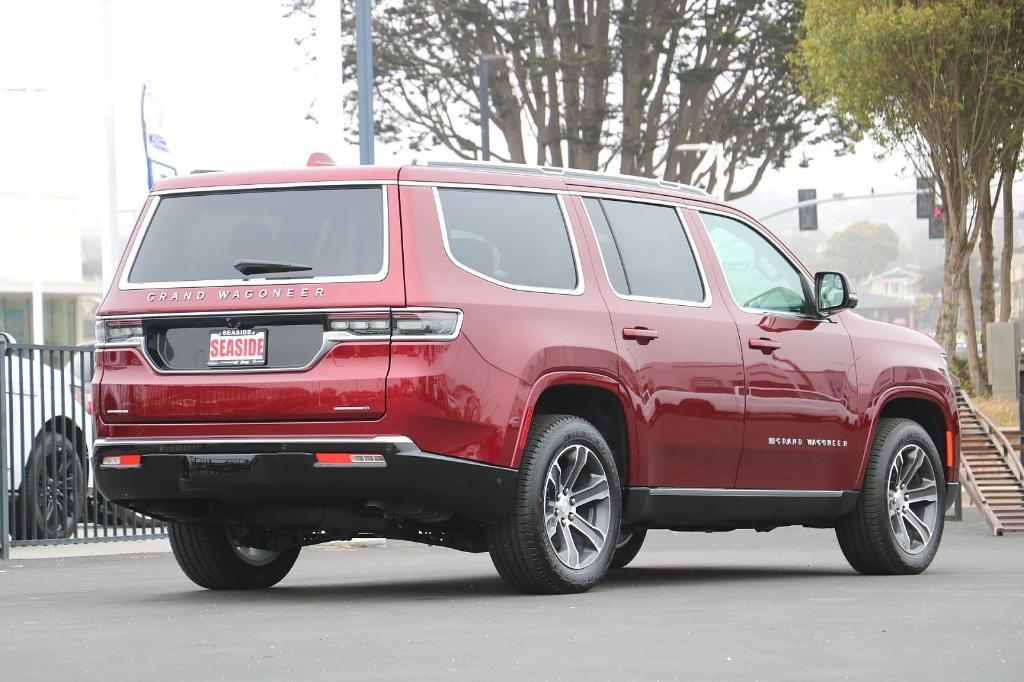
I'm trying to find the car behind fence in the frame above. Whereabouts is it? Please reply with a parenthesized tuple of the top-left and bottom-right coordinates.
(1, 338, 164, 559)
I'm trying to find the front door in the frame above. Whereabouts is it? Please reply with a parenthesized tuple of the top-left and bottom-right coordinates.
(575, 196, 745, 489)
(689, 209, 859, 491)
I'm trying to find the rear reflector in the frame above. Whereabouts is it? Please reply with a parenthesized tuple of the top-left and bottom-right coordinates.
(315, 452, 386, 467)
(101, 454, 142, 468)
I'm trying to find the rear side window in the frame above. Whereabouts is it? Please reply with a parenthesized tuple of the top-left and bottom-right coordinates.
(127, 187, 385, 284)
(583, 198, 705, 303)
(436, 188, 578, 291)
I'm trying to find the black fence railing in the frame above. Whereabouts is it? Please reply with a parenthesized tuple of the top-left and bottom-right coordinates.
(1, 339, 165, 559)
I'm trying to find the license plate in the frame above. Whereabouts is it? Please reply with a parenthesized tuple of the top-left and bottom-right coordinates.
(208, 329, 267, 367)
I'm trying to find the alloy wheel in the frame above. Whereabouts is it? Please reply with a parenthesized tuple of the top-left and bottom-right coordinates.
(543, 443, 612, 570)
(886, 443, 939, 555)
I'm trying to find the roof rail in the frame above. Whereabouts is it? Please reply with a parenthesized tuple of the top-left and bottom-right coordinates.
(426, 160, 711, 198)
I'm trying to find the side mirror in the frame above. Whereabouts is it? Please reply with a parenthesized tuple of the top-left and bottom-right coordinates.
(815, 271, 858, 315)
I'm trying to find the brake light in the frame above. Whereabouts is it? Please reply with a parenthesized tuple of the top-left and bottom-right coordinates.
(315, 452, 386, 467)
(96, 319, 144, 345)
(101, 454, 142, 468)
(326, 309, 462, 341)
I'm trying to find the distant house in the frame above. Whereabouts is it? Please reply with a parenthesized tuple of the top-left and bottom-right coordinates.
(855, 292, 915, 328)
(862, 265, 921, 303)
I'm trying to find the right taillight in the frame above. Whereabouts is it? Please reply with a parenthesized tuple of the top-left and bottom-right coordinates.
(326, 309, 461, 341)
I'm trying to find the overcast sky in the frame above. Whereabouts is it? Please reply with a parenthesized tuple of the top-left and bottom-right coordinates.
(1, 0, 1019, 267)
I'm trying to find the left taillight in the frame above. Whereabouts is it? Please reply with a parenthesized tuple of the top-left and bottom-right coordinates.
(96, 318, 144, 345)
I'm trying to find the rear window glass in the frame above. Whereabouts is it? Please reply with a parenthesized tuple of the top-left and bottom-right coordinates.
(127, 187, 385, 284)
(437, 188, 578, 291)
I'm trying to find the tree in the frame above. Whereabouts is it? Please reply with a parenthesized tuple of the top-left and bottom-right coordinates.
(798, 0, 1024, 394)
(287, 0, 838, 199)
(821, 221, 900, 283)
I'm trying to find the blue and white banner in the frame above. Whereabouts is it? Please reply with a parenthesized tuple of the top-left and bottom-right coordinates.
(141, 83, 177, 189)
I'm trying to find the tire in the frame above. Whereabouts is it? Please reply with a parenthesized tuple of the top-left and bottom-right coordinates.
(168, 521, 300, 590)
(836, 418, 945, 575)
(610, 528, 647, 569)
(17, 432, 86, 540)
(487, 414, 622, 594)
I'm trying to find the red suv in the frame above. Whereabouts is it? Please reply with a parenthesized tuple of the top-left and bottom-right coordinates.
(93, 161, 960, 593)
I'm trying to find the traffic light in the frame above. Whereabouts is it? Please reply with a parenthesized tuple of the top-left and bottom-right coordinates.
(929, 205, 945, 239)
(798, 188, 818, 231)
(916, 177, 935, 219)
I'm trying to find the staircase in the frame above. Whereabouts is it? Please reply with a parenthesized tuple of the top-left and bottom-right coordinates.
(956, 390, 1024, 534)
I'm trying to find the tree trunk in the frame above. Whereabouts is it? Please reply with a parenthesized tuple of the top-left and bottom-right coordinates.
(1000, 155, 1017, 322)
(976, 162, 995, 375)
(960, 266, 988, 396)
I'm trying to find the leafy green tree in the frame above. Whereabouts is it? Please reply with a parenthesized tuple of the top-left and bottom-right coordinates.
(287, 0, 838, 199)
(822, 221, 900, 283)
(797, 0, 1024, 394)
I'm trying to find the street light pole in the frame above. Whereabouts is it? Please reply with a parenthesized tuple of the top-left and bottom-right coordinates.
(355, 0, 374, 165)
(478, 54, 506, 162)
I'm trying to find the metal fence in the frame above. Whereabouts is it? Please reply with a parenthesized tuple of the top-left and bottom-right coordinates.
(1, 338, 165, 559)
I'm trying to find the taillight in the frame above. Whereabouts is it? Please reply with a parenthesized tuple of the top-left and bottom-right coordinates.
(96, 318, 144, 345)
(325, 309, 461, 341)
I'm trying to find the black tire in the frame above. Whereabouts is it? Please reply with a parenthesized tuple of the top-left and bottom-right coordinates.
(487, 414, 622, 594)
(17, 432, 85, 540)
(168, 521, 300, 590)
(610, 528, 647, 569)
(836, 418, 945, 575)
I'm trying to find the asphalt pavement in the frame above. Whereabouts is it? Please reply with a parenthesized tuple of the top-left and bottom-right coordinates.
(2, 507, 1022, 680)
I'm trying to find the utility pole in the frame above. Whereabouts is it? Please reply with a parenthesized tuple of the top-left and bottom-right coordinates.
(355, 0, 374, 165)
(477, 54, 506, 162)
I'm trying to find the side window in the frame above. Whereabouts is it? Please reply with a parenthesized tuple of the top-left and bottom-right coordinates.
(437, 188, 578, 291)
(701, 212, 811, 315)
(583, 198, 705, 303)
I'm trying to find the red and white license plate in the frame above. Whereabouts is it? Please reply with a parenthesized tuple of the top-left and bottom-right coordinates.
(208, 329, 267, 367)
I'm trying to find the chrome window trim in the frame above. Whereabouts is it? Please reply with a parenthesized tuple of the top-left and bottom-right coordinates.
(431, 186, 586, 296)
(578, 196, 712, 309)
(152, 179, 398, 195)
(119, 185, 391, 291)
(403, 180, 564, 195)
(690, 206, 821, 320)
(95, 307, 463, 375)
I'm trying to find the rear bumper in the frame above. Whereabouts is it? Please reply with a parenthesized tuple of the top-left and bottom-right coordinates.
(92, 436, 516, 522)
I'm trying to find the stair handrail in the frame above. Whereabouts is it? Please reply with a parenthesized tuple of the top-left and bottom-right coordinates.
(957, 391, 1006, 535)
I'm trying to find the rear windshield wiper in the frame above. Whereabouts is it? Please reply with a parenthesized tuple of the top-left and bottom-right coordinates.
(233, 259, 314, 277)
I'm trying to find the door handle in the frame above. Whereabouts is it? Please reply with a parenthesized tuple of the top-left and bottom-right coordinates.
(749, 337, 781, 353)
(623, 327, 659, 344)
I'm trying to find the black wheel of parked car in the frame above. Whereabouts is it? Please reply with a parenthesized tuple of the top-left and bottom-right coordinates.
(610, 528, 647, 569)
(17, 432, 85, 540)
(836, 418, 945, 575)
(487, 414, 622, 594)
(168, 521, 301, 590)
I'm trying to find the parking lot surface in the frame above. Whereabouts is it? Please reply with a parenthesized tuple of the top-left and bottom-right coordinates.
(2, 508, 1022, 680)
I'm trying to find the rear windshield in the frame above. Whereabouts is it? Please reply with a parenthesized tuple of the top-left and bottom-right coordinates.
(127, 187, 385, 284)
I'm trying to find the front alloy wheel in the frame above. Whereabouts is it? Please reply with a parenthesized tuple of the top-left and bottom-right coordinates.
(886, 443, 939, 555)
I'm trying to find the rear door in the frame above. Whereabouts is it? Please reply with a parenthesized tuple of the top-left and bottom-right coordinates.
(96, 183, 403, 423)
(576, 195, 745, 488)
(687, 209, 859, 491)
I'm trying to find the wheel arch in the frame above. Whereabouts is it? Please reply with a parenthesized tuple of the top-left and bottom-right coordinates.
(513, 372, 633, 485)
(860, 387, 958, 486)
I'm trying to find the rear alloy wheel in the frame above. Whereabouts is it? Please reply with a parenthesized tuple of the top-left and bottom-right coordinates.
(487, 415, 621, 594)
(837, 418, 945, 575)
(168, 521, 300, 590)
